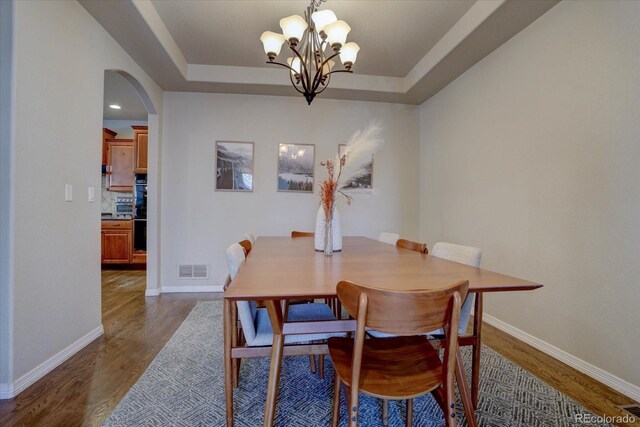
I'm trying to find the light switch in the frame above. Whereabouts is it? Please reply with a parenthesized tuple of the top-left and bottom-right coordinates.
(88, 187, 95, 203)
(65, 184, 73, 202)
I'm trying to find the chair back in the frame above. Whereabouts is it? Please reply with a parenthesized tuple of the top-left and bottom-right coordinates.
(378, 232, 399, 245)
(225, 242, 258, 345)
(337, 280, 468, 336)
(239, 239, 252, 256)
(431, 242, 481, 334)
(244, 232, 256, 245)
(431, 242, 481, 267)
(291, 231, 314, 237)
(226, 243, 246, 280)
(396, 238, 428, 254)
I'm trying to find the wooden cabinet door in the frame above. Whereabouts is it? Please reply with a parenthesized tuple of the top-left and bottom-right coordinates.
(101, 230, 132, 263)
(132, 126, 148, 173)
(107, 140, 134, 191)
(102, 128, 117, 165)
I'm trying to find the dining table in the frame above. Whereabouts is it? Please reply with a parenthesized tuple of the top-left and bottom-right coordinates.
(223, 236, 542, 427)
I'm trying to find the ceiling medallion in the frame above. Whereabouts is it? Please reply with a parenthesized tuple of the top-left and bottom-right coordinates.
(260, 0, 359, 105)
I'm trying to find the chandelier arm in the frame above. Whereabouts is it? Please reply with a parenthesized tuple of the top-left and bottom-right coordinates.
(265, 60, 301, 75)
(324, 69, 353, 76)
(288, 67, 306, 95)
(290, 45, 312, 94)
(310, 50, 342, 92)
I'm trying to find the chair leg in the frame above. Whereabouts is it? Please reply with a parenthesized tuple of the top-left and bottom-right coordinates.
(318, 354, 325, 379)
(405, 399, 413, 427)
(444, 387, 456, 427)
(382, 399, 389, 426)
(332, 371, 341, 427)
(431, 387, 446, 413)
(349, 385, 359, 427)
(308, 355, 316, 373)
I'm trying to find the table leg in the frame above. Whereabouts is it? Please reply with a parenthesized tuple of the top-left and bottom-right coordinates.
(264, 300, 285, 427)
(224, 298, 234, 427)
(455, 349, 477, 427)
(231, 300, 239, 388)
(471, 293, 483, 409)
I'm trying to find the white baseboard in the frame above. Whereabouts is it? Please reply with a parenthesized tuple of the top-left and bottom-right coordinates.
(0, 324, 104, 400)
(145, 288, 160, 296)
(483, 314, 640, 402)
(159, 285, 223, 294)
(0, 383, 14, 399)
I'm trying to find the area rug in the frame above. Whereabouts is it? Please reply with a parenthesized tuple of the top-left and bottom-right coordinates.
(103, 301, 609, 426)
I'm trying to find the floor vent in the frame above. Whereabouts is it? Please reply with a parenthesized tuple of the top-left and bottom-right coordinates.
(178, 264, 209, 279)
(618, 404, 640, 418)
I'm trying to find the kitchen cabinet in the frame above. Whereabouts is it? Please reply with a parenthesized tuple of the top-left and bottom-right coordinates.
(101, 220, 132, 264)
(132, 125, 148, 173)
(106, 139, 134, 191)
(102, 128, 117, 165)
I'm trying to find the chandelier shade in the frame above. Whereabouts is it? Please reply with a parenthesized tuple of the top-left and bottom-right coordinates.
(259, 0, 359, 105)
(324, 20, 351, 49)
(339, 42, 360, 68)
(279, 15, 308, 43)
(259, 31, 286, 59)
(311, 9, 337, 33)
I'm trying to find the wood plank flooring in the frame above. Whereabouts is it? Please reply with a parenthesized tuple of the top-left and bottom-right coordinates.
(0, 270, 636, 426)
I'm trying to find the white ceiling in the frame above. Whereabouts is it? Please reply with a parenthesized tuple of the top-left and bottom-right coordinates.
(81, 0, 560, 105)
(103, 70, 149, 121)
(151, 0, 475, 77)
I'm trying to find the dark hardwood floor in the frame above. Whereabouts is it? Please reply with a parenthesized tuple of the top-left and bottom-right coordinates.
(0, 270, 215, 426)
(0, 271, 636, 426)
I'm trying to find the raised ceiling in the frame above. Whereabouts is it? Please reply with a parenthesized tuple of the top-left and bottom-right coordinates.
(151, 0, 475, 77)
(81, 0, 560, 105)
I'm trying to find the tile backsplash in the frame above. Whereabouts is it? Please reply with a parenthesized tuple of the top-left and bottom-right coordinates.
(101, 174, 132, 213)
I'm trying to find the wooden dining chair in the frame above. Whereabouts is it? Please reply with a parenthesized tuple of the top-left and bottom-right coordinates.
(238, 239, 252, 256)
(290, 230, 342, 319)
(329, 280, 469, 427)
(396, 238, 428, 254)
(378, 232, 400, 245)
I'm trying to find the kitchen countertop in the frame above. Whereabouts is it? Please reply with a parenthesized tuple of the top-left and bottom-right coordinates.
(101, 214, 132, 221)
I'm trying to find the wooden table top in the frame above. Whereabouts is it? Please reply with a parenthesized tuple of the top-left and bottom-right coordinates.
(224, 236, 542, 300)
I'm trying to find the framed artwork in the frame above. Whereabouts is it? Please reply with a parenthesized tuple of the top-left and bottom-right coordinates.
(215, 141, 254, 191)
(339, 144, 373, 189)
(277, 143, 315, 192)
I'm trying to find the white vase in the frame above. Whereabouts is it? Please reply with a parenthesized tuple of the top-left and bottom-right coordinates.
(314, 206, 342, 252)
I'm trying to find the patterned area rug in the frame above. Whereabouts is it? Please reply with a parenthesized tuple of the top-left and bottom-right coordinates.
(104, 301, 609, 426)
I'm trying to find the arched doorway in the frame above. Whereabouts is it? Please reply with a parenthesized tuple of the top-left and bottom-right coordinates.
(101, 70, 160, 297)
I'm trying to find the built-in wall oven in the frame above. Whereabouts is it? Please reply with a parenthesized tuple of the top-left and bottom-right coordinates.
(134, 174, 147, 251)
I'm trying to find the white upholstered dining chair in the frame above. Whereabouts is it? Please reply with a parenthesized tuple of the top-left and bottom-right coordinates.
(369, 241, 482, 339)
(369, 241, 482, 425)
(378, 232, 400, 245)
(244, 232, 256, 245)
(225, 242, 343, 379)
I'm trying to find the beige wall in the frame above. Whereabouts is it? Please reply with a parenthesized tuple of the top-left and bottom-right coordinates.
(3, 0, 162, 389)
(420, 0, 640, 388)
(161, 92, 420, 290)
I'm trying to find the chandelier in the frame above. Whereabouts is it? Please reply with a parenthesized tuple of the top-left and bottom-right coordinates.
(259, 0, 359, 105)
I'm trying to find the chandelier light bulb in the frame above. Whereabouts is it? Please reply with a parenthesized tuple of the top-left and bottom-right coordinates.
(287, 57, 302, 75)
(324, 20, 350, 50)
(260, 31, 286, 60)
(339, 42, 360, 69)
(322, 59, 336, 75)
(279, 15, 308, 45)
(311, 9, 337, 34)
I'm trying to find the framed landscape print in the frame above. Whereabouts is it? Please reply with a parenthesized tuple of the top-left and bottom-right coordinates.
(339, 144, 373, 189)
(215, 141, 254, 192)
(278, 143, 315, 192)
